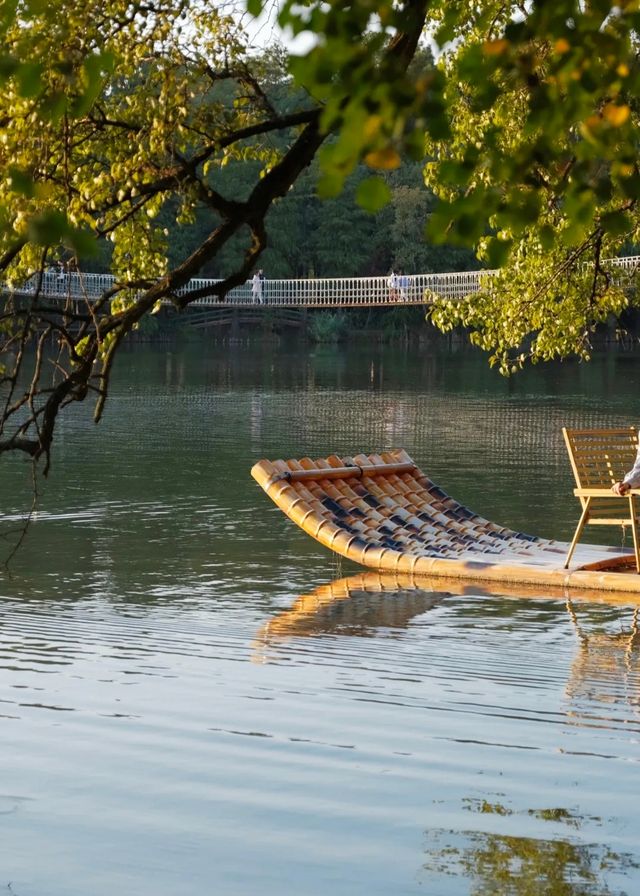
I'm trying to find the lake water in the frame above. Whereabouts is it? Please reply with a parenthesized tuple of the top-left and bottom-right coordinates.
(1, 341, 640, 896)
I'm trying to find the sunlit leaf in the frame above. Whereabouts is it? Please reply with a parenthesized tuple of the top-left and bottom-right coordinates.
(364, 147, 401, 170)
(602, 103, 630, 126)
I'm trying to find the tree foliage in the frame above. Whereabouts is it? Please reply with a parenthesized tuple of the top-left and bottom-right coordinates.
(158, 157, 475, 278)
(272, 0, 640, 371)
(0, 0, 426, 469)
(421, 0, 640, 372)
(1, 0, 640, 470)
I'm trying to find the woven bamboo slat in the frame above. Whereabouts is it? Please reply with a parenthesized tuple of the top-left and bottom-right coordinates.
(251, 448, 640, 595)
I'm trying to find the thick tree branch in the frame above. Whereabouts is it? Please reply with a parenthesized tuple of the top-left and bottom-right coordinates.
(0, 2, 430, 474)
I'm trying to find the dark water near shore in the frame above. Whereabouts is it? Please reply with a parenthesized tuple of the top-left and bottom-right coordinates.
(1, 342, 640, 895)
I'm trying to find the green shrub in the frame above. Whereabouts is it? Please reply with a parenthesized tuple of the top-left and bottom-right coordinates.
(308, 311, 349, 343)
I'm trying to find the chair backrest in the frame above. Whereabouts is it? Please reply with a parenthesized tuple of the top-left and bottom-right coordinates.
(563, 427, 639, 489)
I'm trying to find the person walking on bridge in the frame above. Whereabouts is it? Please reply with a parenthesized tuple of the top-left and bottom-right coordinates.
(398, 270, 409, 301)
(387, 269, 398, 301)
(252, 269, 264, 304)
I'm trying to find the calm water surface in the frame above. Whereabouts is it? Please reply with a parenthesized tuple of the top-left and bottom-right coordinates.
(1, 342, 640, 895)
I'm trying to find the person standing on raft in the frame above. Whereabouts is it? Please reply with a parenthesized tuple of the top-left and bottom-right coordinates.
(612, 436, 640, 495)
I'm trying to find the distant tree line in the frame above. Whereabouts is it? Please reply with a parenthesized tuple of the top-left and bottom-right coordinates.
(86, 47, 478, 282)
(158, 157, 479, 281)
(83, 45, 476, 281)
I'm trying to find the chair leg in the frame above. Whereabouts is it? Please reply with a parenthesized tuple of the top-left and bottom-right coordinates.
(565, 498, 591, 569)
(629, 495, 640, 573)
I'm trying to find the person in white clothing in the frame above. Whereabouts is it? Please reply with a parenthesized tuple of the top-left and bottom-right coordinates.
(387, 270, 398, 301)
(612, 433, 640, 494)
(252, 270, 264, 304)
(398, 270, 409, 301)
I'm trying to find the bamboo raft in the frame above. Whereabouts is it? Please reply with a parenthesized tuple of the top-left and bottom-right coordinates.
(251, 449, 640, 596)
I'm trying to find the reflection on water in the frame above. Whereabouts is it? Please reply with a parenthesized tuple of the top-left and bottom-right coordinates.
(2, 344, 640, 896)
(253, 573, 447, 648)
(424, 799, 640, 895)
(256, 570, 640, 645)
(258, 572, 640, 734)
(566, 601, 640, 726)
(257, 572, 640, 892)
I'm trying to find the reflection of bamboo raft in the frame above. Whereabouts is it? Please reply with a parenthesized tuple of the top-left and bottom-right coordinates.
(251, 449, 640, 596)
(254, 572, 640, 660)
(258, 573, 444, 641)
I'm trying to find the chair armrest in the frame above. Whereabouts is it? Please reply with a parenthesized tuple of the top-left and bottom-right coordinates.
(573, 488, 640, 497)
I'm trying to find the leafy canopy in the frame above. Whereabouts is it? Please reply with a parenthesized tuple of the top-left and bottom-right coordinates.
(1, 0, 639, 472)
(0, 0, 337, 467)
(269, 0, 640, 371)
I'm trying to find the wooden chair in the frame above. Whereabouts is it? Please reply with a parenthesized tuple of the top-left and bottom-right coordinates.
(563, 427, 640, 572)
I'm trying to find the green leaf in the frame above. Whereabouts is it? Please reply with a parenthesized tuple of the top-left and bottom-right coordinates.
(25, 0, 50, 12)
(559, 217, 590, 246)
(40, 91, 68, 122)
(494, 191, 542, 234)
(317, 168, 346, 199)
(439, 159, 473, 187)
(27, 209, 69, 244)
(8, 167, 35, 197)
(426, 202, 454, 244)
(617, 172, 640, 201)
(403, 128, 426, 161)
(17, 61, 43, 97)
(68, 226, 98, 257)
(600, 209, 631, 238)
(539, 225, 555, 250)
(355, 176, 391, 213)
(452, 212, 484, 242)
(0, 54, 18, 81)
(71, 51, 116, 116)
(485, 238, 513, 269)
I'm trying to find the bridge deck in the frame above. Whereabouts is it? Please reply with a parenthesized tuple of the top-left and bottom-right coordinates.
(5, 255, 639, 308)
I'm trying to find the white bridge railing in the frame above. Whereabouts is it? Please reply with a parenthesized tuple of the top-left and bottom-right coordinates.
(10, 255, 640, 308)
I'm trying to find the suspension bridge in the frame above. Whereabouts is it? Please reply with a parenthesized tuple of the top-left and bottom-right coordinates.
(9, 254, 640, 309)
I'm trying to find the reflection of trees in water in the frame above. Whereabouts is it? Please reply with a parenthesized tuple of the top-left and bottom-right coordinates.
(565, 600, 640, 721)
(423, 828, 638, 896)
(423, 801, 639, 896)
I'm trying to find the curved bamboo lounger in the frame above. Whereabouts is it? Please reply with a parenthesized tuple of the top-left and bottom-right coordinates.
(251, 449, 640, 595)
